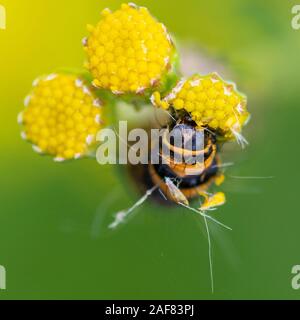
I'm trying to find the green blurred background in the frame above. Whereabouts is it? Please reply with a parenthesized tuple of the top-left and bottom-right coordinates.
(0, 0, 300, 299)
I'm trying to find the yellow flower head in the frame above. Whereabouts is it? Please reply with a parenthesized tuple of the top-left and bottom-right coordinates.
(84, 3, 175, 94)
(18, 73, 104, 161)
(152, 73, 250, 140)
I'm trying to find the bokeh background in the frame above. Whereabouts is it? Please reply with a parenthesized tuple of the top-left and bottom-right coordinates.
(0, 0, 300, 299)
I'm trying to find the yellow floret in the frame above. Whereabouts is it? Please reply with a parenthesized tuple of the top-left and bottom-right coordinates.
(152, 73, 250, 139)
(18, 73, 104, 161)
(85, 3, 174, 94)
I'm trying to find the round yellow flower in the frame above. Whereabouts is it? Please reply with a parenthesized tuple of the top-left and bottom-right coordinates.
(152, 73, 250, 140)
(18, 73, 104, 161)
(84, 3, 175, 94)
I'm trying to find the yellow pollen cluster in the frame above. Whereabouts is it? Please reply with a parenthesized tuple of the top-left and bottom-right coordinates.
(85, 3, 173, 94)
(152, 74, 249, 139)
(19, 74, 103, 161)
(200, 192, 226, 211)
